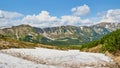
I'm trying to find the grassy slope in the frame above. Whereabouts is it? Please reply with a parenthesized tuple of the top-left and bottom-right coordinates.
(81, 29, 120, 53)
(0, 34, 58, 50)
(0, 34, 81, 50)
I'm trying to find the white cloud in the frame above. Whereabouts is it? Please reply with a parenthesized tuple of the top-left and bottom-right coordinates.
(0, 10, 23, 27)
(22, 11, 59, 27)
(1, 6, 120, 28)
(0, 10, 23, 19)
(60, 15, 91, 26)
(100, 9, 120, 23)
(22, 10, 92, 27)
(61, 15, 81, 25)
(71, 4, 90, 16)
(0, 9, 92, 28)
(0, 4, 92, 28)
(24, 11, 57, 23)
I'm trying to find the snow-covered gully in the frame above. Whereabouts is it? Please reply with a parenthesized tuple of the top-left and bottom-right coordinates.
(0, 48, 118, 68)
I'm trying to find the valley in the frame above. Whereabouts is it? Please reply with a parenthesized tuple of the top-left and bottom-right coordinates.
(0, 22, 120, 68)
(0, 0, 120, 68)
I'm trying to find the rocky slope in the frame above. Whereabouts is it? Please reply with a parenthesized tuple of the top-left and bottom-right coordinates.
(0, 22, 120, 45)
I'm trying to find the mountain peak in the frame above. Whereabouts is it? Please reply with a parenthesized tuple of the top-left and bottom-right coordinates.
(12, 24, 32, 28)
(0, 22, 120, 45)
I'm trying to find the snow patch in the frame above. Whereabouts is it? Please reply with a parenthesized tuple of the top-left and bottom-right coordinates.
(1, 48, 116, 68)
(0, 53, 63, 68)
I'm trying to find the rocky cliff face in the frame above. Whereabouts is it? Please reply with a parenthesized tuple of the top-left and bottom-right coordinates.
(0, 22, 120, 45)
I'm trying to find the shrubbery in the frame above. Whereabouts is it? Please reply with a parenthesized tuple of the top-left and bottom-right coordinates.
(81, 29, 120, 53)
(101, 29, 120, 52)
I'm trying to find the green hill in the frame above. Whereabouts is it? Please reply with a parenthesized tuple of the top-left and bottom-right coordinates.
(81, 29, 120, 53)
(0, 34, 57, 49)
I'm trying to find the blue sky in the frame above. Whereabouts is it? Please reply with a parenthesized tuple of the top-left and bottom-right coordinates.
(0, 0, 120, 28)
(0, 0, 120, 16)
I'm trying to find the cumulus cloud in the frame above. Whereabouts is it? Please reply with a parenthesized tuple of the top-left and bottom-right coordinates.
(100, 9, 120, 23)
(0, 9, 92, 28)
(4, 4, 120, 28)
(23, 11, 57, 23)
(71, 4, 90, 16)
(0, 4, 93, 28)
(22, 11, 59, 27)
(21, 7, 92, 28)
(61, 15, 81, 25)
(0, 10, 23, 19)
(0, 10, 92, 28)
(61, 15, 91, 26)
(0, 10, 23, 27)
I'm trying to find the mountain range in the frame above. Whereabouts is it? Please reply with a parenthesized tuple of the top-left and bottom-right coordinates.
(0, 22, 120, 45)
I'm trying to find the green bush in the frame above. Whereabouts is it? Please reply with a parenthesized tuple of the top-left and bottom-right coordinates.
(81, 40, 100, 49)
(101, 29, 120, 53)
(81, 29, 120, 53)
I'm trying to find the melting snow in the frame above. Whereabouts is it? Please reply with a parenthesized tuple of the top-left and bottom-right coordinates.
(0, 53, 64, 68)
(0, 48, 116, 68)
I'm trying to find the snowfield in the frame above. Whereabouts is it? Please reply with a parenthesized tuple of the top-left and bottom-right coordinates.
(0, 53, 64, 68)
(0, 48, 118, 68)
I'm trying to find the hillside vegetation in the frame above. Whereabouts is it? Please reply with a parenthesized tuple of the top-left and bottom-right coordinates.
(0, 22, 120, 46)
(0, 34, 36, 49)
(81, 29, 120, 54)
(0, 34, 57, 49)
(1, 28, 120, 53)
